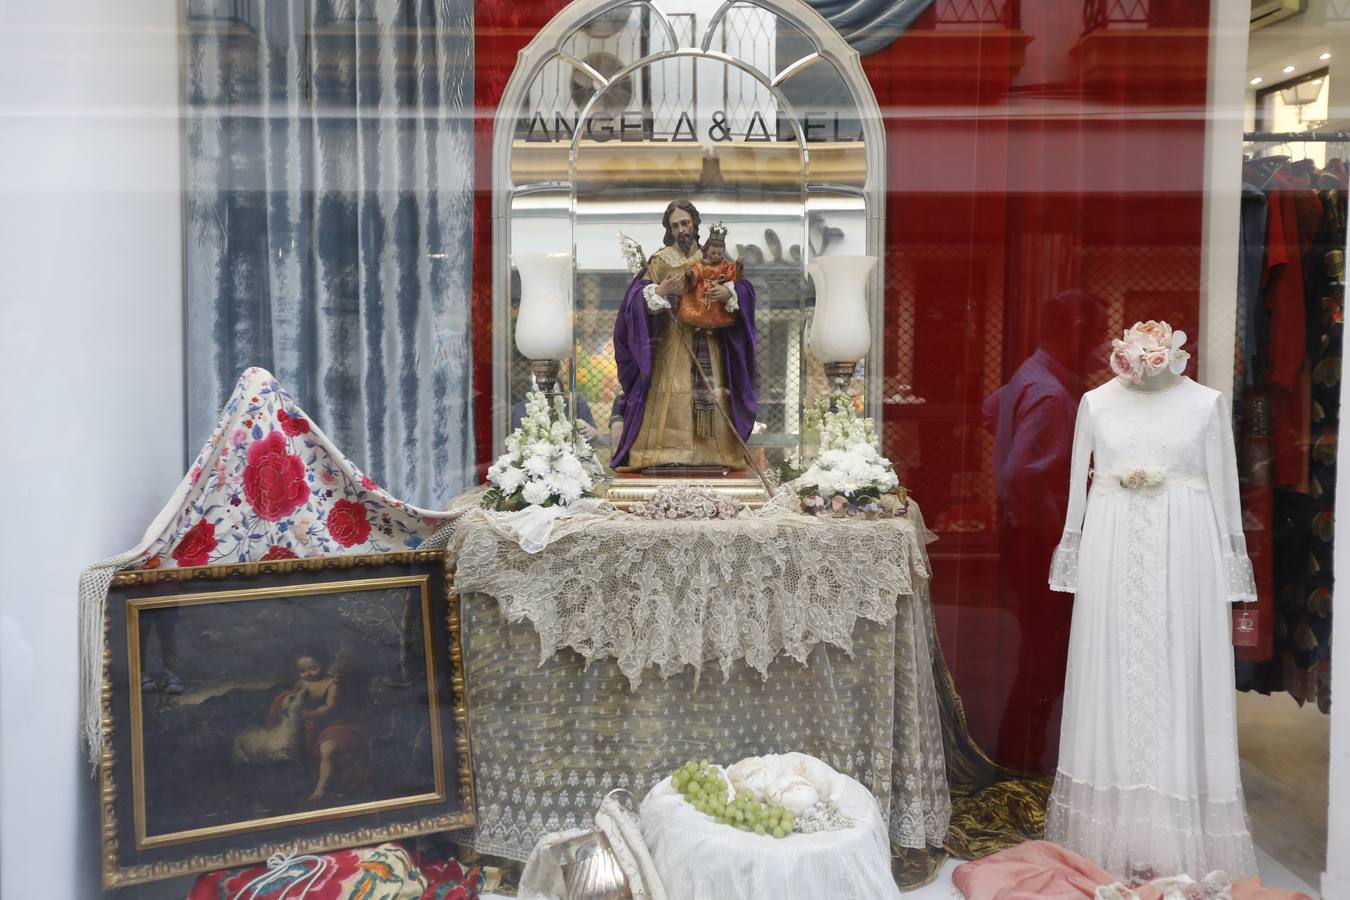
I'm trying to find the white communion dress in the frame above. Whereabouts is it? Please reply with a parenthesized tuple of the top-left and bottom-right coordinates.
(1046, 376, 1258, 879)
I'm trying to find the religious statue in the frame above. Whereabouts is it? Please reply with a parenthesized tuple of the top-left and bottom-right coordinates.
(611, 200, 758, 472)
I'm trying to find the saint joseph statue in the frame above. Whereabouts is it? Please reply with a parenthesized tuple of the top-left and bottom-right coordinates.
(611, 199, 758, 471)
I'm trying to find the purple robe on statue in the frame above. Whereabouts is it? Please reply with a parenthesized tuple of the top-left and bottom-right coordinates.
(611, 273, 757, 469)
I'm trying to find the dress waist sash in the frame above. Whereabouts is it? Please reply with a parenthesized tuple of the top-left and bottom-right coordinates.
(1090, 472, 1209, 495)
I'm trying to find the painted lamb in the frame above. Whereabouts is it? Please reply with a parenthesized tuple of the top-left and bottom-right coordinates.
(232, 690, 304, 765)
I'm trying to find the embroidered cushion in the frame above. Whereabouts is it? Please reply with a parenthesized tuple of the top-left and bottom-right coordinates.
(188, 841, 480, 900)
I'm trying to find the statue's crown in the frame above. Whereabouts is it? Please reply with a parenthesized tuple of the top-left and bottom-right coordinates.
(708, 222, 728, 243)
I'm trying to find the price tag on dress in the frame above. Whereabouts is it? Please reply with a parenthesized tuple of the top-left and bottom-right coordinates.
(1232, 606, 1260, 648)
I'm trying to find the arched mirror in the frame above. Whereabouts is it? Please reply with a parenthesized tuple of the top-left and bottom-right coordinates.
(493, 0, 885, 491)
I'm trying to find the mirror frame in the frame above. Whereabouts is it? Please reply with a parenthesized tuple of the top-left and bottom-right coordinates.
(491, 0, 887, 456)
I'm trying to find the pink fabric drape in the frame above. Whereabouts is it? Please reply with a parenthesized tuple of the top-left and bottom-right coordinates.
(953, 841, 1313, 900)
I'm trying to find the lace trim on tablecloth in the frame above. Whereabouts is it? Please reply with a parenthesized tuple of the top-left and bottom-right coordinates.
(449, 504, 932, 688)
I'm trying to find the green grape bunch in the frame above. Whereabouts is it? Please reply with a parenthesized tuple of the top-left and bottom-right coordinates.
(669, 759, 795, 839)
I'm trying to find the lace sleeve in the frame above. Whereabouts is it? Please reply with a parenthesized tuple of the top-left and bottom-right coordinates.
(1205, 393, 1257, 603)
(643, 282, 671, 312)
(1221, 532, 1258, 603)
(1049, 395, 1094, 594)
(1049, 530, 1080, 593)
(723, 282, 740, 312)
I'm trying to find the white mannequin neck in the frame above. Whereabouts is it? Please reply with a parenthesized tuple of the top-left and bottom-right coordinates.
(1124, 369, 1184, 393)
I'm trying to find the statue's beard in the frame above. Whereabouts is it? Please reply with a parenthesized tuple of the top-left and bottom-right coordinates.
(676, 234, 693, 253)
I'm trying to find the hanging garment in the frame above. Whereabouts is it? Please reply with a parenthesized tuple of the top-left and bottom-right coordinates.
(1266, 169, 1320, 491)
(1046, 377, 1257, 879)
(1238, 180, 1269, 388)
(1244, 163, 1344, 709)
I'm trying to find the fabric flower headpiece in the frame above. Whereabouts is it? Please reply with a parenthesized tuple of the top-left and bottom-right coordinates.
(1108, 319, 1190, 384)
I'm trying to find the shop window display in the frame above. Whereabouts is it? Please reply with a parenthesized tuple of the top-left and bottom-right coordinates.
(1, 1, 1346, 898)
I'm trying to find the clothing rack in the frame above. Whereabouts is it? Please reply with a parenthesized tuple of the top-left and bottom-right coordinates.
(1244, 131, 1350, 143)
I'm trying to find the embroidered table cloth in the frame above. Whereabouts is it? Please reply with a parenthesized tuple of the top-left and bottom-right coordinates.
(446, 503, 951, 864)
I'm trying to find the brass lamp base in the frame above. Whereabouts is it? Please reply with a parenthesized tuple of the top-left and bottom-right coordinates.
(529, 358, 562, 397)
(824, 360, 856, 400)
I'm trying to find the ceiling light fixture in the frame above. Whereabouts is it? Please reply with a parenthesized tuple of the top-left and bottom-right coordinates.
(1321, 52, 1332, 61)
(1251, 76, 1264, 85)
(1284, 65, 1297, 73)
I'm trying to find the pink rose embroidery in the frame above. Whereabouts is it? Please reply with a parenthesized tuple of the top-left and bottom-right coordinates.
(327, 499, 371, 547)
(277, 408, 311, 437)
(171, 519, 217, 568)
(242, 432, 309, 521)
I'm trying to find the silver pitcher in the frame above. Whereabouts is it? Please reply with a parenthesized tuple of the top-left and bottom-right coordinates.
(557, 789, 640, 900)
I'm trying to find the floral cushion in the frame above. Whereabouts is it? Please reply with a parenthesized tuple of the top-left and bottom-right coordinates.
(188, 841, 480, 900)
(413, 852, 481, 900)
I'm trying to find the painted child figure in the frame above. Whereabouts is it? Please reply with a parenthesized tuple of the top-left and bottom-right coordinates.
(286, 652, 369, 802)
(679, 223, 742, 331)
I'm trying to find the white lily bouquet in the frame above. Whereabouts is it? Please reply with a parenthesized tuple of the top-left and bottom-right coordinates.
(791, 397, 906, 518)
(484, 390, 600, 511)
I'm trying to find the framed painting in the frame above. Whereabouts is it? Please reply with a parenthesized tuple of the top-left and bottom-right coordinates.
(99, 550, 473, 887)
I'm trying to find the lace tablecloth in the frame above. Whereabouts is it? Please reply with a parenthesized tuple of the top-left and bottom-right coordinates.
(448, 502, 951, 862)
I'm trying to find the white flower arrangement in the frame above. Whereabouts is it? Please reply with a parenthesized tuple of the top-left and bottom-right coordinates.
(1109, 319, 1190, 384)
(485, 390, 600, 511)
(791, 397, 905, 518)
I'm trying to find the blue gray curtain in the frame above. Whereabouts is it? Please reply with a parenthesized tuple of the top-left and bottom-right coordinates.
(808, 0, 933, 56)
(184, 0, 475, 508)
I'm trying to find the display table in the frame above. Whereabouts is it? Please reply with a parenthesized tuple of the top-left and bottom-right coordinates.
(446, 499, 951, 863)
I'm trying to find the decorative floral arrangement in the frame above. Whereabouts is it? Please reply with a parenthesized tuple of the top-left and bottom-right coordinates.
(791, 397, 906, 518)
(1118, 468, 1166, 490)
(1109, 319, 1190, 383)
(629, 484, 745, 520)
(484, 390, 600, 511)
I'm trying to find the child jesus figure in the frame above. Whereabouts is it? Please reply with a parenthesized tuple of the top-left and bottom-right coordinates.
(679, 223, 741, 330)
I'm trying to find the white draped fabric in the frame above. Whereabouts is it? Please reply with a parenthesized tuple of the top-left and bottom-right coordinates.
(638, 762, 902, 900)
(1046, 377, 1258, 879)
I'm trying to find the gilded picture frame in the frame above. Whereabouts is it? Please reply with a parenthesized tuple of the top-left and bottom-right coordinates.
(99, 550, 474, 888)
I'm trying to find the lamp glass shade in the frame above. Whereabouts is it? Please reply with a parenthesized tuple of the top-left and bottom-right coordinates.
(514, 252, 573, 361)
(1279, 77, 1323, 107)
(806, 255, 876, 363)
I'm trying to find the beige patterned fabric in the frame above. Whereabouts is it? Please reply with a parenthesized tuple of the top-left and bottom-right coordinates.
(447, 501, 951, 864)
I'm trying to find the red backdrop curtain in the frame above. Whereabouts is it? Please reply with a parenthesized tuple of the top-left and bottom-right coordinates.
(472, 0, 1215, 773)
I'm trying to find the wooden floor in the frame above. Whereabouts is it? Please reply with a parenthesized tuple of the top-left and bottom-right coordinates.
(1238, 690, 1331, 892)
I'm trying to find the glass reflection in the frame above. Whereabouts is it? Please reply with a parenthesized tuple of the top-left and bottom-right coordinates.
(981, 290, 1109, 770)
